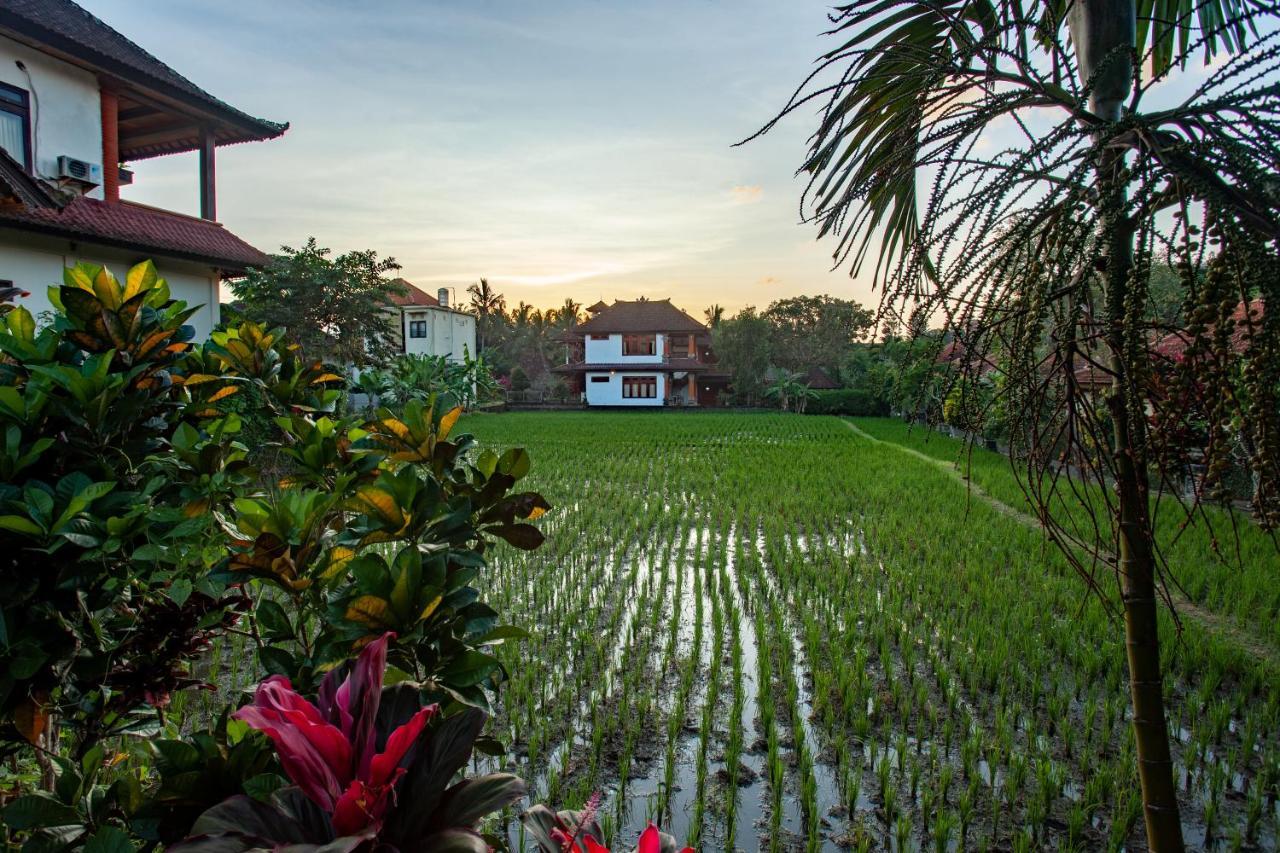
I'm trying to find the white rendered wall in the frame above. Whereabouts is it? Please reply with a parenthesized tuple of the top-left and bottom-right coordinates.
(584, 371, 666, 406)
(583, 332, 665, 364)
(402, 307, 477, 361)
(0, 36, 105, 200)
(0, 230, 220, 339)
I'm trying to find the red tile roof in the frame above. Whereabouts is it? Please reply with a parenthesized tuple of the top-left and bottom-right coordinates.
(389, 279, 440, 308)
(0, 149, 60, 209)
(936, 338, 997, 374)
(0, 196, 270, 272)
(0, 0, 287, 159)
(1154, 299, 1263, 361)
(575, 299, 706, 335)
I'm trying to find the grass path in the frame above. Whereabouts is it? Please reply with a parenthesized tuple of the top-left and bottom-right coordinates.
(844, 419, 1280, 669)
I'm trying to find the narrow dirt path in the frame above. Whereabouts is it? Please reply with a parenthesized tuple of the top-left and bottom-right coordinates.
(843, 419, 1280, 670)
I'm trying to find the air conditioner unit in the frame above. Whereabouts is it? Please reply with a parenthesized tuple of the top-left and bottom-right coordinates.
(56, 155, 102, 190)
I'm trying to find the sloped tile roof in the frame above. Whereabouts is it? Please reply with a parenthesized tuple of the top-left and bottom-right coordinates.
(0, 0, 287, 158)
(804, 366, 841, 389)
(1154, 299, 1263, 361)
(575, 299, 706, 334)
(389, 279, 440, 308)
(0, 149, 60, 209)
(0, 196, 270, 272)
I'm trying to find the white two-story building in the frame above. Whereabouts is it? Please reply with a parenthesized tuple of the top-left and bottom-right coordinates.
(388, 278, 477, 362)
(554, 298, 729, 407)
(0, 0, 286, 337)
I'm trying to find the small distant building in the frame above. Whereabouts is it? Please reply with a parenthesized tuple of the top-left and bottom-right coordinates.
(388, 279, 476, 362)
(804, 366, 841, 390)
(0, 0, 287, 339)
(553, 297, 729, 407)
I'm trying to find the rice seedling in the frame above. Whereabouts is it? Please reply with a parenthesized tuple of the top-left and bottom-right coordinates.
(456, 412, 1279, 850)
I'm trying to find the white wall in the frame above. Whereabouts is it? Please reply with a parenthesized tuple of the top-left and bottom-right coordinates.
(0, 36, 105, 199)
(584, 371, 666, 406)
(0, 230, 220, 339)
(402, 307, 477, 362)
(583, 332, 665, 364)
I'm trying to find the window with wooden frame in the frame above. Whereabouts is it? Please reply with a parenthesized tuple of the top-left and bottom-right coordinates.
(668, 334, 692, 356)
(589, 375, 610, 383)
(621, 376, 657, 399)
(622, 334, 656, 355)
(0, 83, 31, 172)
(408, 320, 428, 338)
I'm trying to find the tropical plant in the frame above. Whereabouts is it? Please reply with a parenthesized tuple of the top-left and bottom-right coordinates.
(764, 370, 818, 414)
(170, 633, 524, 853)
(0, 261, 249, 764)
(0, 261, 550, 852)
(467, 277, 507, 354)
(226, 396, 548, 704)
(523, 805, 693, 853)
(755, 1, 1280, 847)
(358, 351, 500, 412)
(231, 237, 407, 368)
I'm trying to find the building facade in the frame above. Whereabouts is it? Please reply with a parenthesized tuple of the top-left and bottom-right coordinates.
(554, 298, 729, 407)
(0, 0, 286, 337)
(389, 279, 477, 362)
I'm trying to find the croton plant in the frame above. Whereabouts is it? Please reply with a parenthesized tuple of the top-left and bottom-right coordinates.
(0, 262, 549, 852)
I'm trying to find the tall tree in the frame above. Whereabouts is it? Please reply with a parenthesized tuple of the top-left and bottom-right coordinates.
(762, 294, 873, 372)
(712, 308, 773, 406)
(232, 237, 405, 368)
(557, 298, 583, 330)
(467, 277, 507, 353)
(758, 2, 1280, 849)
(704, 304, 726, 327)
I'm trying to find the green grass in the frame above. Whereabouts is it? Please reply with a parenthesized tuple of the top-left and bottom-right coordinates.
(462, 411, 1279, 851)
(850, 417, 1280, 647)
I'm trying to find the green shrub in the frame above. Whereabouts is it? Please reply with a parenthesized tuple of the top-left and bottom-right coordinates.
(806, 388, 891, 416)
(0, 261, 549, 851)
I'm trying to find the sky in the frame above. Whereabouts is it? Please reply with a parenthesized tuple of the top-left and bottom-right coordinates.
(87, 0, 862, 317)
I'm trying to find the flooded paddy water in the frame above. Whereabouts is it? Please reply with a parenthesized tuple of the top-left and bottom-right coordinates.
(467, 413, 1280, 852)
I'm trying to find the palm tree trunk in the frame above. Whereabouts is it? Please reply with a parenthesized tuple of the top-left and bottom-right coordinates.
(1075, 1, 1184, 844)
(1102, 182, 1185, 853)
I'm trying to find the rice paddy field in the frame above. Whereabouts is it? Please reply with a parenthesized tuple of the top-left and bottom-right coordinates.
(466, 412, 1280, 853)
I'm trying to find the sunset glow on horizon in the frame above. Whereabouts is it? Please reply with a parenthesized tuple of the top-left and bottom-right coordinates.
(87, 0, 872, 318)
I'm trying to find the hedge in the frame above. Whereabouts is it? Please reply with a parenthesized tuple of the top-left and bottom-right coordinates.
(807, 388, 891, 416)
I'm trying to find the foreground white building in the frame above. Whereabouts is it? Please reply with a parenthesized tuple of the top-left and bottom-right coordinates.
(389, 279, 477, 362)
(554, 298, 729, 406)
(0, 0, 286, 336)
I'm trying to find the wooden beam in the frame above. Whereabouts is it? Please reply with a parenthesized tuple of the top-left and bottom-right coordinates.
(99, 83, 119, 203)
(199, 126, 216, 221)
(119, 123, 199, 151)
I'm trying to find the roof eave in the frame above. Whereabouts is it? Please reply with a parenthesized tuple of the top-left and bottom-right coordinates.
(0, 14, 288, 153)
(0, 218, 265, 273)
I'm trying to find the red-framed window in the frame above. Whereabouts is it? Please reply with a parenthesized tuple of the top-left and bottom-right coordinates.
(622, 376, 657, 399)
(623, 334, 655, 355)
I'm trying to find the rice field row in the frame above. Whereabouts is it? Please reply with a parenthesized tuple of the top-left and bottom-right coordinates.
(466, 412, 1280, 852)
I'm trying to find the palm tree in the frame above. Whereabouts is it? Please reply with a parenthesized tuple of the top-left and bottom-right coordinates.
(704, 304, 725, 327)
(757, 2, 1280, 849)
(558, 298, 582, 330)
(467, 278, 506, 352)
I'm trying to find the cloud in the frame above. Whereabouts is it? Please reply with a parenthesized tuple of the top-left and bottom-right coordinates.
(729, 184, 764, 205)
